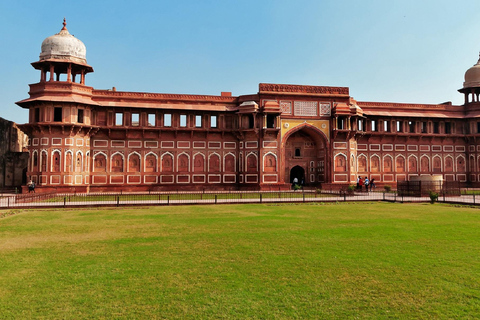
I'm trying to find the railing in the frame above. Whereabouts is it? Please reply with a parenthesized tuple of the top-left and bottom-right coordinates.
(2, 188, 480, 209)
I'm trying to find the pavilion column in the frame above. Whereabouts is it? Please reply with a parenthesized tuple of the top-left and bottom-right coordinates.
(49, 64, 54, 81)
(80, 70, 85, 84)
(67, 64, 72, 82)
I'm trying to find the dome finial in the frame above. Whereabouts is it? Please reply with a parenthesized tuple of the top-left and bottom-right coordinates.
(62, 17, 67, 31)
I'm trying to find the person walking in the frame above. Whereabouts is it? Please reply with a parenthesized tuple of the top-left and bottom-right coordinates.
(370, 178, 376, 191)
(364, 177, 369, 192)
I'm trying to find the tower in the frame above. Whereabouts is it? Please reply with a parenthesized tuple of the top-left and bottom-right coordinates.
(17, 19, 96, 192)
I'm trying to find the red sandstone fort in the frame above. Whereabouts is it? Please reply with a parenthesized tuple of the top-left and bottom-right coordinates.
(13, 20, 480, 192)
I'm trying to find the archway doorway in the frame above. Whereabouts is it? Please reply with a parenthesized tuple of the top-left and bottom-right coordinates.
(283, 126, 328, 186)
(290, 165, 305, 184)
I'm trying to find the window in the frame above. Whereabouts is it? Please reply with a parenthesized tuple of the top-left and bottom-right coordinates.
(211, 115, 217, 128)
(115, 113, 123, 126)
(408, 121, 415, 133)
(371, 120, 378, 132)
(445, 122, 451, 134)
(384, 120, 390, 132)
(180, 114, 187, 127)
(77, 109, 84, 123)
(54, 107, 62, 122)
(357, 119, 364, 131)
(421, 121, 427, 133)
(396, 121, 402, 132)
(477, 121, 480, 134)
(164, 114, 172, 127)
(34, 108, 40, 122)
(295, 148, 301, 157)
(248, 114, 254, 129)
(338, 117, 345, 130)
(195, 115, 202, 127)
(433, 122, 439, 134)
(266, 114, 275, 128)
(148, 114, 155, 126)
(131, 113, 139, 126)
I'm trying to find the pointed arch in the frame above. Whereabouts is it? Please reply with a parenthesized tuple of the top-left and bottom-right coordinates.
(395, 154, 405, 173)
(111, 152, 124, 172)
(224, 152, 236, 173)
(144, 152, 158, 173)
(420, 154, 430, 173)
(93, 152, 107, 172)
(177, 152, 190, 172)
(161, 152, 174, 172)
(334, 152, 347, 172)
(65, 150, 73, 172)
(432, 154, 442, 173)
(357, 153, 367, 173)
(127, 151, 141, 172)
(246, 152, 258, 173)
(193, 152, 205, 173)
(51, 149, 61, 173)
(383, 154, 393, 173)
(263, 152, 277, 172)
(208, 152, 221, 172)
(370, 154, 381, 172)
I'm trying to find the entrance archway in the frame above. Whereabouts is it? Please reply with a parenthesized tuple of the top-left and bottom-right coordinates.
(290, 165, 305, 184)
(282, 124, 329, 186)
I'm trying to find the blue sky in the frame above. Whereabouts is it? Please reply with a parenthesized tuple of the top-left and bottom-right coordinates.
(2, 0, 480, 123)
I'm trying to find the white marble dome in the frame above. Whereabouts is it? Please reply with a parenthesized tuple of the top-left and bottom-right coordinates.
(39, 19, 87, 65)
(464, 55, 480, 89)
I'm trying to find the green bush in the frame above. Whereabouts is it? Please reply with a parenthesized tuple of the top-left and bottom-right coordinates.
(429, 191, 439, 204)
(384, 185, 392, 192)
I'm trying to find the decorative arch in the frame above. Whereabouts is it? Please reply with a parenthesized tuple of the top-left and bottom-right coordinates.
(334, 153, 347, 172)
(224, 152, 236, 172)
(93, 152, 107, 172)
(32, 150, 39, 172)
(350, 154, 355, 171)
(177, 152, 190, 172)
(161, 152, 174, 172)
(208, 152, 221, 172)
(432, 154, 442, 173)
(370, 154, 381, 172)
(51, 149, 61, 173)
(64, 150, 73, 172)
(456, 155, 466, 172)
(357, 153, 367, 173)
(144, 152, 158, 173)
(246, 152, 258, 173)
(420, 155, 430, 173)
(383, 154, 393, 173)
(469, 154, 476, 172)
(408, 155, 418, 172)
(75, 150, 83, 172)
(263, 152, 277, 172)
(281, 122, 329, 183)
(128, 152, 141, 172)
(85, 151, 90, 172)
(444, 155, 454, 172)
(395, 154, 405, 173)
(40, 149, 48, 172)
(193, 152, 205, 173)
(111, 152, 124, 172)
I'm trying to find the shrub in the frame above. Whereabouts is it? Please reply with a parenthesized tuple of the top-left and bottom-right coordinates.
(384, 185, 392, 192)
(347, 185, 356, 194)
(429, 191, 439, 204)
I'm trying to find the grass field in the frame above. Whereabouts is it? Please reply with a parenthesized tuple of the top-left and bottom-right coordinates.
(0, 202, 479, 319)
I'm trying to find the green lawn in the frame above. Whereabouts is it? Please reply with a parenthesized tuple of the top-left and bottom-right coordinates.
(0, 203, 479, 319)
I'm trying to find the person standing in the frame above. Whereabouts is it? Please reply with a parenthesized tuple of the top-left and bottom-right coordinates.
(364, 177, 369, 192)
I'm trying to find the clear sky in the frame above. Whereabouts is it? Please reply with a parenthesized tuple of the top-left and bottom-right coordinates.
(2, 0, 480, 124)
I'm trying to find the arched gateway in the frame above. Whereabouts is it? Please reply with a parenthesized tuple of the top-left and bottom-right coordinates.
(282, 125, 329, 186)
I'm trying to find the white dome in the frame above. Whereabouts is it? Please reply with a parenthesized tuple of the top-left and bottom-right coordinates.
(39, 19, 87, 65)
